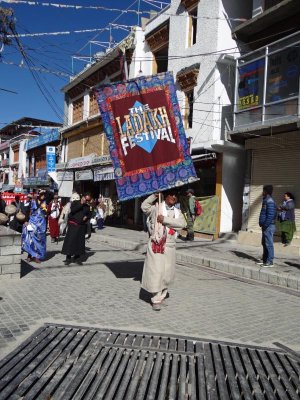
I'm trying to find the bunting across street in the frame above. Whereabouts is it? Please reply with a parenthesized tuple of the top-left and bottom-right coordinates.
(95, 71, 198, 201)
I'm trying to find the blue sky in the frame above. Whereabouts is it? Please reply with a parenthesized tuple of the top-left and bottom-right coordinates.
(0, 0, 169, 127)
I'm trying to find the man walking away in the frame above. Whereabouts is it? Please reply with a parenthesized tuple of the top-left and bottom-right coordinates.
(257, 185, 277, 268)
(186, 188, 196, 241)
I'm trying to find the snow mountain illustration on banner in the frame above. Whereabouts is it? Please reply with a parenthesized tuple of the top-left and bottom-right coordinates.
(120, 100, 175, 154)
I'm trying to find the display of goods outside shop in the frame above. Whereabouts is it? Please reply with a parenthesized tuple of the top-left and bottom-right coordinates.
(0, 192, 29, 204)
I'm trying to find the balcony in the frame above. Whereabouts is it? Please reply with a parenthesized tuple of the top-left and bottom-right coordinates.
(232, 0, 300, 49)
(233, 31, 300, 134)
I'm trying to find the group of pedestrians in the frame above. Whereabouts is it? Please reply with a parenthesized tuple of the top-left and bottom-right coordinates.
(1, 185, 296, 312)
(0, 190, 108, 265)
(257, 185, 296, 268)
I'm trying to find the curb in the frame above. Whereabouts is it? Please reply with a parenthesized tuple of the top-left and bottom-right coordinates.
(96, 233, 300, 292)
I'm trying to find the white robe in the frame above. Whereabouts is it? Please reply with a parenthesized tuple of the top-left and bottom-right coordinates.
(141, 194, 186, 293)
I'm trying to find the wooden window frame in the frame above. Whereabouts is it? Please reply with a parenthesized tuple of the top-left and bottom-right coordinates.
(89, 91, 99, 117)
(187, 6, 198, 48)
(13, 147, 19, 163)
(72, 96, 84, 124)
(184, 89, 194, 129)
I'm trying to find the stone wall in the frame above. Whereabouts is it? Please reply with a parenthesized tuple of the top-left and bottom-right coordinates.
(0, 226, 21, 275)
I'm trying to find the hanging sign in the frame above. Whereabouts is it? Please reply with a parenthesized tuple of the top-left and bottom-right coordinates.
(57, 171, 74, 181)
(46, 146, 56, 173)
(75, 169, 93, 181)
(95, 71, 198, 201)
(94, 166, 115, 182)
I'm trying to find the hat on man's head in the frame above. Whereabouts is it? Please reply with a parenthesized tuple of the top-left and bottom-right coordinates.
(27, 193, 33, 198)
(263, 185, 273, 195)
(71, 192, 80, 202)
(186, 188, 195, 195)
(163, 188, 178, 197)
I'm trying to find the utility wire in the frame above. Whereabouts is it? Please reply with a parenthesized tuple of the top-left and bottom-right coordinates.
(1, 0, 249, 21)
(0, 87, 18, 94)
(10, 25, 64, 121)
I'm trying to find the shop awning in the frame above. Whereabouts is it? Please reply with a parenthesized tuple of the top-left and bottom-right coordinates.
(48, 171, 58, 184)
(2, 184, 15, 191)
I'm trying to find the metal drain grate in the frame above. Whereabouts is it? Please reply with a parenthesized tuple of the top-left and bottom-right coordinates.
(0, 324, 299, 399)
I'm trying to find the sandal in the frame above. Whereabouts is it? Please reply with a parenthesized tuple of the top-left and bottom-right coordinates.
(152, 302, 162, 311)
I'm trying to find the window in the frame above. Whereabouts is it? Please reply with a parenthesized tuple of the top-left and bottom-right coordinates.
(13, 147, 19, 162)
(72, 97, 84, 124)
(185, 90, 194, 129)
(89, 91, 99, 117)
(187, 7, 198, 47)
(234, 32, 300, 128)
(266, 46, 300, 103)
(153, 46, 168, 74)
(237, 58, 265, 111)
(145, 22, 169, 74)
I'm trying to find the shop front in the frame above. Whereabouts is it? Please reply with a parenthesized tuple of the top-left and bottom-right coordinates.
(25, 128, 60, 192)
(57, 154, 117, 201)
(244, 132, 300, 238)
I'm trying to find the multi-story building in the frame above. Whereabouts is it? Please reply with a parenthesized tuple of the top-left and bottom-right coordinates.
(23, 127, 61, 192)
(0, 118, 61, 193)
(230, 0, 300, 250)
(144, 0, 248, 235)
(0, 140, 10, 190)
(59, 27, 148, 225)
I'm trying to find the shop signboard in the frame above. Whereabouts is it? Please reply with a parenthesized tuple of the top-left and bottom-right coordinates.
(25, 128, 60, 151)
(46, 146, 56, 173)
(67, 154, 95, 169)
(94, 166, 115, 182)
(23, 176, 49, 186)
(57, 171, 74, 181)
(37, 168, 47, 179)
(92, 155, 111, 165)
(75, 169, 93, 181)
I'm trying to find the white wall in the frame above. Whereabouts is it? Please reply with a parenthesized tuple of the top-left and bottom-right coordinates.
(144, 0, 243, 147)
(130, 27, 152, 78)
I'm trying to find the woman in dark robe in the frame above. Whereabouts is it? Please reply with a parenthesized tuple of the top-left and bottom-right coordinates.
(62, 194, 90, 265)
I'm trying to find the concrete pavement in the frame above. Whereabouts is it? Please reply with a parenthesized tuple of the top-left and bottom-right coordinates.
(0, 232, 299, 360)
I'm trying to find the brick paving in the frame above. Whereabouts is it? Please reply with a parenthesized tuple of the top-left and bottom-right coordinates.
(96, 227, 300, 290)
(0, 232, 299, 360)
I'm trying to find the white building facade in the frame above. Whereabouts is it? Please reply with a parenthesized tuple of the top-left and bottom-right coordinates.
(143, 0, 247, 234)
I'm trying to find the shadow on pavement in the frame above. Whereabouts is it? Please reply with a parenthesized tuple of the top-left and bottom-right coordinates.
(104, 260, 143, 281)
(20, 259, 37, 278)
(285, 261, 300, 269)
(231, 251, 258, 262)
(44, 250, 61, 261)
(139, 288, 170, 304)
(139, 288, 151, 304)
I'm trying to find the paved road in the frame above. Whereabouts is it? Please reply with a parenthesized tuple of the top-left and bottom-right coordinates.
(0, 236, 299, 359)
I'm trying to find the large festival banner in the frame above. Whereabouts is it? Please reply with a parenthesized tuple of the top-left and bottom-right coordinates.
(95, 71, 198, 201)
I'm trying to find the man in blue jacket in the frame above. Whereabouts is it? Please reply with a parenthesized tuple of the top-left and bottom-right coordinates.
(257, 185, 277, 267)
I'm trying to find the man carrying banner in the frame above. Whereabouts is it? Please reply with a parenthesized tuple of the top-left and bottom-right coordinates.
(141, 189, 186, 311)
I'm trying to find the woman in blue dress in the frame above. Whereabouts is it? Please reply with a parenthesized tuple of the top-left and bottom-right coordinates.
(22, 193, 47, 263)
